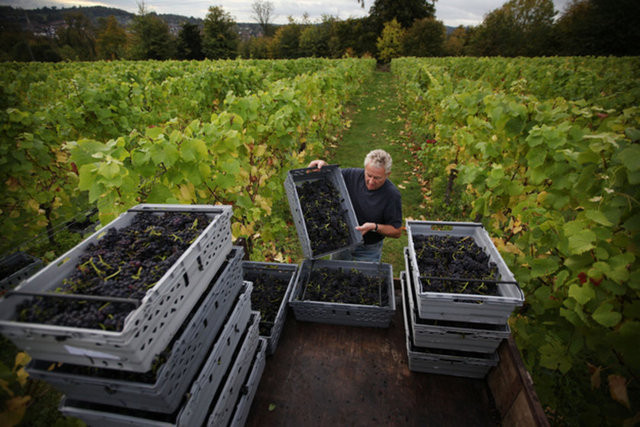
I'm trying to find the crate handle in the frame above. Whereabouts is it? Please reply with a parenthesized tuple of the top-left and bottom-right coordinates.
(5, 290, 140, 307)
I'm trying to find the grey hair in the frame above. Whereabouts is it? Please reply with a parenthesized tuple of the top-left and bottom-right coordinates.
(364, 149, 392, 174)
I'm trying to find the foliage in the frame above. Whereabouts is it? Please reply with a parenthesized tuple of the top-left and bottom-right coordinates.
(393, 56, 640, 425)
(56, 11, 96, 61)
(95, 15, 127, 60)
(468, 0, 555, 56)
(202, 6, 239, 59)
(271, 18, 302, 59)
(376, 19, 405, 63)
(402, 17, 445, 57)
(299, 18, 334, 58)
(555, 0, 640, 56)
(443, 26, 469, 56)
(369, 0, 436, 33)
(239, 36, 272, 59)
(128, 9, 176, 60)
(176, 22, 204, 60)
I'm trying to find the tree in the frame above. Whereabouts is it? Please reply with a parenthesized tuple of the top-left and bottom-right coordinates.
(467, 0, 555, 56)
(251, 0, 275, 37)
(376, 19, 405, 63)
(129, 4, 176, 60)
(299, 16, 334, 57)
(556, 0, 640, 55)
(202, 6, 239, 59)
(402, 17, 445, 57)
(271, 17, 302, 59)
(56, 11, 96, 61)
(332, 17, 377, 58)
(369, 0, 436, 33)
(95, 15, 127, 60)
(177, 22, 204, 60)
(443, 26, 469, 56)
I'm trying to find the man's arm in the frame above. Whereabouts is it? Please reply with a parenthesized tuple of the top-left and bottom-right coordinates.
(356, 222, 402, 239)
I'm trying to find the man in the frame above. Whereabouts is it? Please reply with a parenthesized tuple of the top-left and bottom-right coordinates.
(308, 149, 402, 262)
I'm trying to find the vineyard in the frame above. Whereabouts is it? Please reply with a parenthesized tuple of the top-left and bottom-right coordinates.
(0, 56, 638, 425)
(0, 58, 375, 261)
(393, 56, 639, 424)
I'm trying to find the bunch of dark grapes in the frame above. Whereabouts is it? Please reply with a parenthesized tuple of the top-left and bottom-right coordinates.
(413, 235, 498, 295)
(245, 270, 292, 336)
(18, 212, 211, 331)
(303, 267, 387, 307)
(298, 179, 351, 254)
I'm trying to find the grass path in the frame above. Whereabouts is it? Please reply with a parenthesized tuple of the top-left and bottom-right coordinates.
(324, 69, 424, 275)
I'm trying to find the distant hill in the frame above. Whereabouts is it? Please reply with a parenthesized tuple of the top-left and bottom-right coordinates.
(0, 5, 263, 38)
(1, 5, 455, 39)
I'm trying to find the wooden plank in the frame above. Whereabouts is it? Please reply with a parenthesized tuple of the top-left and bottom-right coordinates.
(487, 337, 549, 427)
(245, 293, 501, 426)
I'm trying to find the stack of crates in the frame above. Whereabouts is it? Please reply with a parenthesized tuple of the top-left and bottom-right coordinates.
(284, 166, 396, 327)
(0, 204, 267, 426)
(401, 221, 525, 378)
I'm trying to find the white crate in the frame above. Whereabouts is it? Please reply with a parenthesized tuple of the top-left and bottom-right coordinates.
(28, 264, 248, 413)
(59, 310, 260, 427)
(0, 204, 232, 371)
(401, 271, 499, 379)
(228, 338, 267, 427)
(406, 221, 524, 324)
(403, 247, 510, 352)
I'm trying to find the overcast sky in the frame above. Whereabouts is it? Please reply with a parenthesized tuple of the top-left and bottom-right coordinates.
(1, 0, 572, 27)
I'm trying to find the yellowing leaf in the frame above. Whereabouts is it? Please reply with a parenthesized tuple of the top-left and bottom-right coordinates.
(178, 183, 196, 203)
(255, 144, 268, 157)
(397, 184, 406, 189)
(5, 177, 20, 191)
(27, 199, 40, 212)
(445, 163, 457, 174)
(608, 375, 630, 409)
(0, 396, 31, 426)
(588, 363, 601, 390)
(15, 368, 28, 387)
(14, 352, 31, 370)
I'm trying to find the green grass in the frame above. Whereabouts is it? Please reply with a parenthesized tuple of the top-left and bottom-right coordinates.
(325, 69, 424, 276)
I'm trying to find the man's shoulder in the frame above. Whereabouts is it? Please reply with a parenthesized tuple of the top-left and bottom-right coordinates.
(384, 179, 402, 199)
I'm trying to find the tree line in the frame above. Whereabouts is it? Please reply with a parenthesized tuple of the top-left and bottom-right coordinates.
(0, 0, 637, 62)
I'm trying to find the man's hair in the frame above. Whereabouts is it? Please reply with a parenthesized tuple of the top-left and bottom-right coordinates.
(364, 149, 392, 174)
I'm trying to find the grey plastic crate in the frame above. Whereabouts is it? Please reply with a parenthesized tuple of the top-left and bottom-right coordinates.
(289, 259, 395, 328)
(406, 220, 524, 325)
(0, 252, 43, 291)
(401, 271, 499, 379)
(228, 338, 267, 427)
(27, 256, 247, 414)
(242, 261, 298, 355)
(0, 204, 233, 371)
(205, 322, 262, 427)
(284, 165, 363, 259)
(403, 248, 509, 353)
(59, 311, 260, 427)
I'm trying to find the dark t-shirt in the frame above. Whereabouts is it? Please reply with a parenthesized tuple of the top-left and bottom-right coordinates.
(341, 168, 403, 245)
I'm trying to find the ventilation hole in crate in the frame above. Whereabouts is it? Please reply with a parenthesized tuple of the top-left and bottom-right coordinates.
(142, 325, 148, 332)
(196, 257, 203, 272)
(227, 337, 231, 346)
(209, 374, 213, 383)
(215, 301, 219, 309)
(331, 309, 336, 314)
(140, 343, 146, 351)
(203, 319, 208, 327)
(346, 311, 351, 316)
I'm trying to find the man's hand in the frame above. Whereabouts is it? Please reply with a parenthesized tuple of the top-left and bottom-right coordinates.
(308, 159, 328, 169)
(356, 222, 377, 236)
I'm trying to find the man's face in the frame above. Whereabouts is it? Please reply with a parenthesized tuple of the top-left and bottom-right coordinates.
(364, 164, 388, 191)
